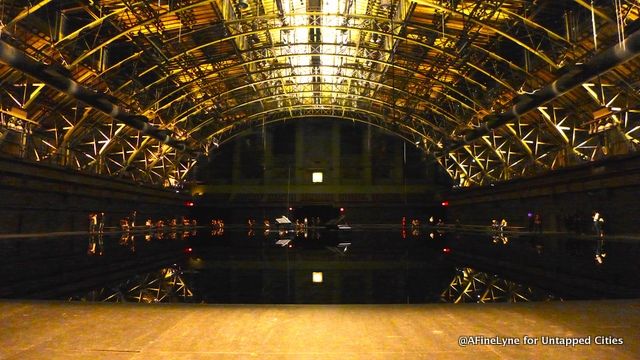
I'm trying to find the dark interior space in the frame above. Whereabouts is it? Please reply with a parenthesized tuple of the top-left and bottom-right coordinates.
(1, 1, 640, 358)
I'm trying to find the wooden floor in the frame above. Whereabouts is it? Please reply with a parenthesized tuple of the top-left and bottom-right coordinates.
(1, 299, 638, 359)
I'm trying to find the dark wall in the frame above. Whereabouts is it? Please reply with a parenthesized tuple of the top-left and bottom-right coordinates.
(0, 156, 191, 234)
(196, 119, 435, 186)
(444, 153, 640, 234)
(191, 119, 449, 222)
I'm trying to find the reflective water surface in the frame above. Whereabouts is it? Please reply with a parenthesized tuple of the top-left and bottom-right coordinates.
(2, 227, 639, 304)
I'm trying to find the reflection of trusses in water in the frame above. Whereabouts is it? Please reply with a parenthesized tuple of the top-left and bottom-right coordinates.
(441, 267, 559, 304)
(72, 266, 194, 303)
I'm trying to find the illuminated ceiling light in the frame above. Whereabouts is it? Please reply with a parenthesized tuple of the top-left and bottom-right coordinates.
(238, 0, 249, 10)
(312, 272, 323, 283)
(312, 172, 323, 183)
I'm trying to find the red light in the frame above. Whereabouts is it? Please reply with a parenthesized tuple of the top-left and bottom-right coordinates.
(184, 247, 193, 253)
(340, 207, 345, 212)
(185, 201, 194, 207)
(288, 207, 293, 211)
(442, 247, 451, 253)
(441, 201, 449, 206)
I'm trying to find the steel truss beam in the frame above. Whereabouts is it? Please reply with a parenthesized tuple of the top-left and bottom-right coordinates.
(441, 29, 640, 155)
(0, 40, 194, 153)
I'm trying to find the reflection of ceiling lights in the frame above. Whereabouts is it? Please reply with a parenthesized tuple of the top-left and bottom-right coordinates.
(238, 0, 249, 10)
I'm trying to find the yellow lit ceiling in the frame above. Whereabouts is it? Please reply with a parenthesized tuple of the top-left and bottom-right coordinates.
(0, 0, 639, 186)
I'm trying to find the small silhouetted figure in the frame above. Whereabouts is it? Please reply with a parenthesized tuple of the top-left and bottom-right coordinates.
(500, 218, 507, 234)
(533, 214, 542, 233)
(89, 213, 97, 234)
(130, 210, 137, 228)
(592, 211, 605, 237)
(98, 212, 106, 234)
(491, 219, 498, 231)
(120, 217, 130, 232)
(594, 212, 607, 264)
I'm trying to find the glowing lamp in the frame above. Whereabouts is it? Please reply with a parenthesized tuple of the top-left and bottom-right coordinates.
(312, 272, 323, 283)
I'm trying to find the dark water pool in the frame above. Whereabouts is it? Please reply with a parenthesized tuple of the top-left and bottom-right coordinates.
(2, 227, 639, 304)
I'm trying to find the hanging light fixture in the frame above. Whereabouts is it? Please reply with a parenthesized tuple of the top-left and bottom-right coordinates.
(238, 0, 250, 10)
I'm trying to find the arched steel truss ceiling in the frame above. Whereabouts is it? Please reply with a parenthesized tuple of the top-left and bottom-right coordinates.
(0, 0, 638, 188)
(64, 7, 560, 72)
(97, 15, 537, 96)
(151, 67, 465, 124)
(144, 51, 486, 114)
(91, 12, 533, 89)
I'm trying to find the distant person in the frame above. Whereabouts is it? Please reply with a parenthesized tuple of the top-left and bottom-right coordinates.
(592, 211, 604, 237)
(500, 218, 507, 234)
(130, 210, 137, 228)
(491, 219, 498, 231)
(533, 214, 542, 233)
(88, 213, 97, 234)
(120, 217, 130, 232)
(98, 212, 106, 234)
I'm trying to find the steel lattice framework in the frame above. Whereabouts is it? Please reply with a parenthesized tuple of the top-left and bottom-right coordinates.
(72, 266, 195, 303)
(440, 267, 559, 303)
(0, 0, 639, 186)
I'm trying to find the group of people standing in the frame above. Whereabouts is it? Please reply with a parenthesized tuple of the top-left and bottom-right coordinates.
(88, 212, 106, 234)
(89, 210, 137, 233)
(90, 210, 196, 233)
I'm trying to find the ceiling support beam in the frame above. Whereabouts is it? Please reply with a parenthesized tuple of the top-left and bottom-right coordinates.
(0, 39, 193, 154)
(439, 29, 640, 156)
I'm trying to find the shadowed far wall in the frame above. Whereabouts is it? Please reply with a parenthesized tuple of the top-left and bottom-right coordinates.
(444, 153, 640, 234)
(189, 119, 452, 223)
(0, 156, 190, 234)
